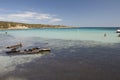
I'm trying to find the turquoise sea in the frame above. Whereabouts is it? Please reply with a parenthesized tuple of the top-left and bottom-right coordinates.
(0, 27, 120, 80)
(1, 27, 120, 43)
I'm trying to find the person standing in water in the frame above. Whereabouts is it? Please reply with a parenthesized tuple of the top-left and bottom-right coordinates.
(104, 33, 107, 37)
(5, 32, 7, 35)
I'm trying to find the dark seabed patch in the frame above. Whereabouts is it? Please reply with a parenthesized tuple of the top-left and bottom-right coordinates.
(0, 37, 120, 80)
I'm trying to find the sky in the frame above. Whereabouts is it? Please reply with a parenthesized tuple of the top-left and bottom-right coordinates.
(0, 0, 120, 27)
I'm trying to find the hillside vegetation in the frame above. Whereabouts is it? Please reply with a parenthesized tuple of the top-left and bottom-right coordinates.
(0, 21, 68, 29)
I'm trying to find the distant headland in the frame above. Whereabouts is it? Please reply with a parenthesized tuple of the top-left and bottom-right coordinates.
(0, 21, 70, 30)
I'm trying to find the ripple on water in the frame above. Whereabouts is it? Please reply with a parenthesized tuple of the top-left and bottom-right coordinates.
(0, 54, 42, 75)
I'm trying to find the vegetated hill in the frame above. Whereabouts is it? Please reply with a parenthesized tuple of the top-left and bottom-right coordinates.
(0, 21, 69, 29)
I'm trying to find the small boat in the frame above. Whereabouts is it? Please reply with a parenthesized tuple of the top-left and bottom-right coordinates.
(116, 29, 120, 33)
(6, 47, 51, 55)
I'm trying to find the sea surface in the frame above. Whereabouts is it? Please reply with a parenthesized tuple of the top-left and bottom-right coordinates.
(0, 27, 120, 80)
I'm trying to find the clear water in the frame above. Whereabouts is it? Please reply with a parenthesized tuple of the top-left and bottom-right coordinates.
(0, 27, 120, 80)
(1, 27, 120, 43)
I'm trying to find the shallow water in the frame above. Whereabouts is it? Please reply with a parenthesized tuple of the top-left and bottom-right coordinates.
(0, 28, 120, 80)
(1, 27, 120, 43)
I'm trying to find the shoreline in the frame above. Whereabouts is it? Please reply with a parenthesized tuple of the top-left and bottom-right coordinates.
(0, 27, 73, 30)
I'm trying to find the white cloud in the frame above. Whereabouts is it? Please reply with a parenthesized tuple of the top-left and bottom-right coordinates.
(9, 12, 36, 18)
(50, 18, 62, 22)
(0, 17, 5, 20)
(0, 11, 62, 23)
(36, 14, 52, 20)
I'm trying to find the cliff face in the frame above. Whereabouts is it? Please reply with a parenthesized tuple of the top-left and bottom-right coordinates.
(0, 21, 68, 29)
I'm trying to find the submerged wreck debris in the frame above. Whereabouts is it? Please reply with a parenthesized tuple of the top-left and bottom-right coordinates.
(6, 43, 22, 49)
(6, 43, 51, 55)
